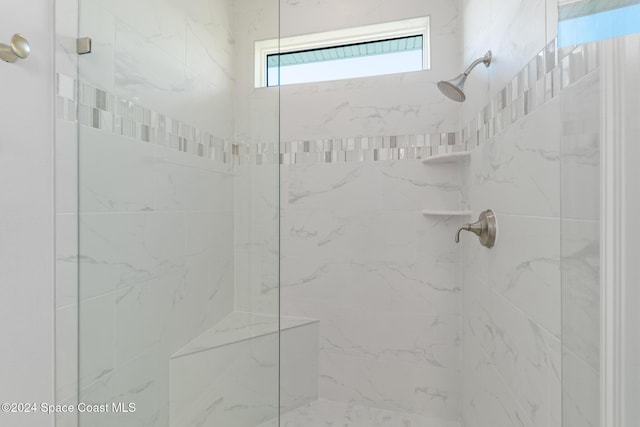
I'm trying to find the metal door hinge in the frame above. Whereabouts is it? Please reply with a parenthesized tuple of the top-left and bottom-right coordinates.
(77, 37, 92, 55)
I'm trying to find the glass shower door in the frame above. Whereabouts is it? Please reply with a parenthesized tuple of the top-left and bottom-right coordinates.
(75, 0, 280, 426)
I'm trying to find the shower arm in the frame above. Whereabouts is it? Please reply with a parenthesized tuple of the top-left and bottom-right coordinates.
(462, 51, 492, 77)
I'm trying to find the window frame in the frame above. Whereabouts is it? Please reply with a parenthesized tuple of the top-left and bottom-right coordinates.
(254, 16, 431, 88)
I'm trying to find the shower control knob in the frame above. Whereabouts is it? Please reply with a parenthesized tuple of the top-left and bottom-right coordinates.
(455, 209, 497, 248)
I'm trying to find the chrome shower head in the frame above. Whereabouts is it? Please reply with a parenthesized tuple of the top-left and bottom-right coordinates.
(438, 50, 492, 102)
(437, 74, 467, 102)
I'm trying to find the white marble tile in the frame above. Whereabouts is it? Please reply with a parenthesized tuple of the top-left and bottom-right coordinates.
(282, 256, 460, 315)
(170, 333, 279, 427)
(319, 352, 460, 420)
(55, 0, 79, 78)
(55, 396, 79, 427)
(277, 0, 463, 141)
(171, 312, 318, 426)
(113, 272, 180, 367)
(184, 0, 235, 86)
(78, 0, 116, 92)
(460, 220, 492, 287)
(170, 313, 317, 426)
(56, 304, 78, 403)
(172, 311, 315, 357)
(548, 336, 562, 427)
(79, 127, 161, 213)
(56, 102, 78, 216)
(115, 21, 232, 137)
(462, 329, 535, 427)
(283, 300, 459, 368)
(486, 292, 553, 427)
(560, 70, 600, 221)
(79, 294, 115, 388)
(56, 213, 78, 309)
(460, 0, 492, 124)
(79, 348, 163, 427)
(378, 161, 461, 212)
(168, 266, 234, 354)
(491, 214, 561, 338)
(280, 73, 460, 141)
(461, 277, 494, 362)
(261, 398, 460, 427)
(562, 348, 599, 427)
(79, 212, 185, 299)
(153, 159, 234, 213)
(462, 269, 557, 427)
(488, 0, 547, 98)
(234, 161, 280, 314)
(281, 322, 320, 413)
(561, 219, 600, 371)
(285, 162, 381, 213)
(92, 0, 187, 63)
(467, 97, 561, 217)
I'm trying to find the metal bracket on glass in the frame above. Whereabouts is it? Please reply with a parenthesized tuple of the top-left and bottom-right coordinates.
(77, 37, 92, 55)
(0, 34, 30, 63)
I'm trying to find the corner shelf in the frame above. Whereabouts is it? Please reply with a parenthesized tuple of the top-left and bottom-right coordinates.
(422, 151, 471, 164)
(422, 210, 472, 217)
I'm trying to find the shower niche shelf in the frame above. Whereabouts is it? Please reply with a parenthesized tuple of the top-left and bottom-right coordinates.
(422, 210, 472, 217)
(422, 151, 470, 164)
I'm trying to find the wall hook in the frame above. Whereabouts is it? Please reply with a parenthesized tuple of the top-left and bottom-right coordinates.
(0, 34, 30, 63)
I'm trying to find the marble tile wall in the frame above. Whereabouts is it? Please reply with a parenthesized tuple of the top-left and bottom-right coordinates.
(232, 0, 280, 315)
(280, 160, 464, 422)
(54, 1, 240, 426)
(459, 2, 601, 427)
(559, 68, 600, 427)
(278, 0, 464, 422)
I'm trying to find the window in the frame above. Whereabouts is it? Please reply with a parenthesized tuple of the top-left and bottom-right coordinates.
(558, 0, 640, 46)
(254, 17, 430, 87)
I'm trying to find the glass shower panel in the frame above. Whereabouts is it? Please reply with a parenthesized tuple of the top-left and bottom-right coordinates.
(559, 40, 602, 427)
(76, 0, 280, 426)
(559, 4, 639, 427)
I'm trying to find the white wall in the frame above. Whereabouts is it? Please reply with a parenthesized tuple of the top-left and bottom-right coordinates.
(0, 1, 55, 427)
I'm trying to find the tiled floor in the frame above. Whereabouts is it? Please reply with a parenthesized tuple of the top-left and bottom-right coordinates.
(257, 399, 460, 427)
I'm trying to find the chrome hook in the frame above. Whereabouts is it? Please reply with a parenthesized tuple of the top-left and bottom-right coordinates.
(455, 209, 497, 248)
(0, 34, 30, 63)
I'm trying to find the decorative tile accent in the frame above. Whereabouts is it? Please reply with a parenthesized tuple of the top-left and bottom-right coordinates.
(280, 133, 466, 165)
(462, 38, 600, 150)
(56, 74, 234, 166)
(280, 38, 601, 166)
(235, 142, 280, 166)
(56, 38, 600, 168)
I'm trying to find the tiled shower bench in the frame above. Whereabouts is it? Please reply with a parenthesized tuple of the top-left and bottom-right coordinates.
(169, 312, 319, 427)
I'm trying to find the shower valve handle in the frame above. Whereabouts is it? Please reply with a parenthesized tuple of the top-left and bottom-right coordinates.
(455, 210, 497, 248)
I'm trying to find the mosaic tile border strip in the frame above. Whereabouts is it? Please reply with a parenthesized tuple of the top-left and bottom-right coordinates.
(55, 37, 599, 168)
(235, 142, 280, 166)
(281, 37, 601, 165)
(280, 134, 466, 165)
(56, 74, 234, 167)
(462, 38, 600, 149)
